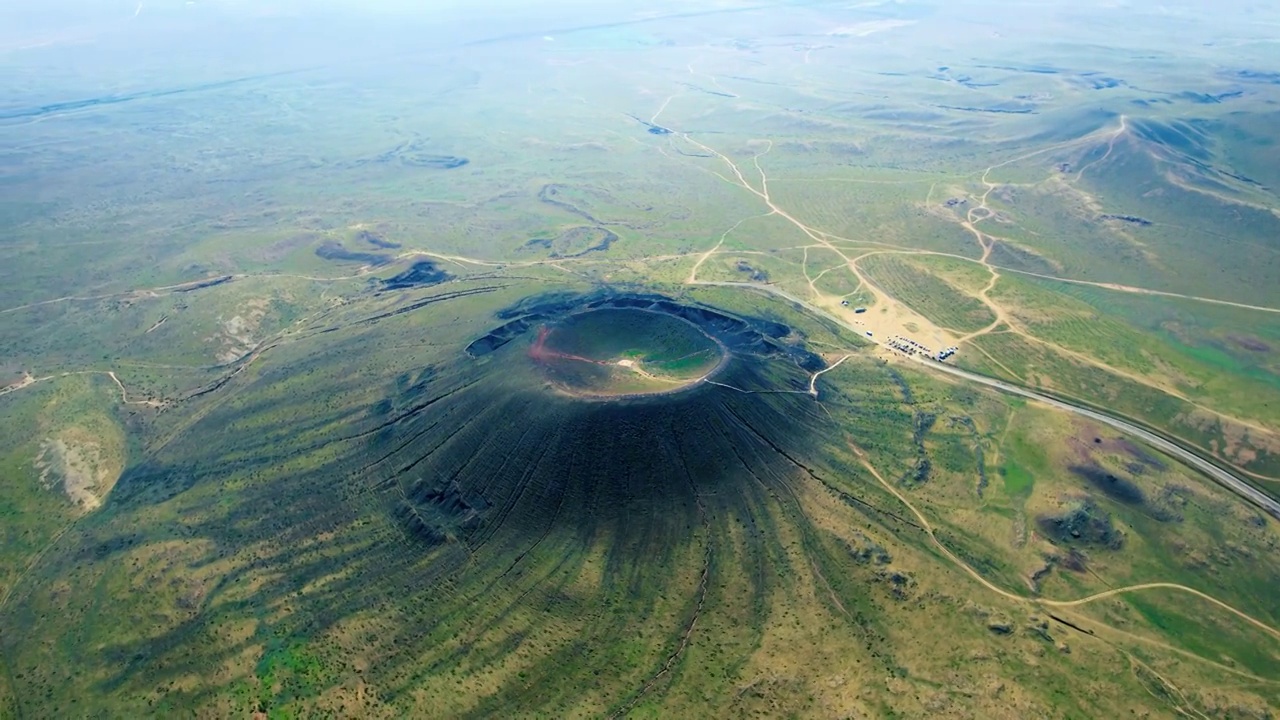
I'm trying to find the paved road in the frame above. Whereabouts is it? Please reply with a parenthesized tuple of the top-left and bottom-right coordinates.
(691, 280, 1280, 520)
(919, 359, 1280, 520)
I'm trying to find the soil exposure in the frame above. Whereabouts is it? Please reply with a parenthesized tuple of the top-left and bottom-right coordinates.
(527, 307, 728, 399)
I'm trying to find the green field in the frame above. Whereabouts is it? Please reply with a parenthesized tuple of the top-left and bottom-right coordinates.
(861, 255, 998, 333)
(1, 0, 1279, 717)
(536, 306, 727, 396)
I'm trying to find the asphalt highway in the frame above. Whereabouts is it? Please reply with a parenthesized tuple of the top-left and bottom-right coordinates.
(919, 358, 1280, 521)
(691, 280, 1280, 520)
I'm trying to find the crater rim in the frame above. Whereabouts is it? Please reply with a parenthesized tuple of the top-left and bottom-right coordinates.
(529, 306, 730, 401)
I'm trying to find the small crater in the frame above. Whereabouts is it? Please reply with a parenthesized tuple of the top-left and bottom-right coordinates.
(358, 229, 401, 249)
(381, 260, 452, 291)
(1069, 464, 1145, 505)
(315, 240, 390, 266)
(1036, 499, 1125, 550)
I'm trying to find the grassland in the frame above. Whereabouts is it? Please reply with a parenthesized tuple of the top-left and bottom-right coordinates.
(860, 255, 998, 334)
(1, 0, 1279, 717)
(5, 278, 1276, 718)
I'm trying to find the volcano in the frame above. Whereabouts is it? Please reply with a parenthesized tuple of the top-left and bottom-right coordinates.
(377, 291, 832, 550)
(7, 285, 928, 717)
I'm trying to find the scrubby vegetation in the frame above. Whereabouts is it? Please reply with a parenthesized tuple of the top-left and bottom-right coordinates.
(2, 1, 1279, 717)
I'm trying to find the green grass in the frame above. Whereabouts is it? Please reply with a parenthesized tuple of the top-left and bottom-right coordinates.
(651, 350, 721, 374)
(1047, 278, 1280, 388)
(961, 330, 1276, 473)
(1001, 459, 1035, 497)
(548, 309, 719, 364)
(5, 274, 1278, 718)
(860, 255, 996, 333)
(989, 275, 1280, 438)
(1125, 594, 1280, 680)
(3, 3, 1280, 717)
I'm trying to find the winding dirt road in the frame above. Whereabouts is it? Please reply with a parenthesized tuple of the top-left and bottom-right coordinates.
(668, 116, 1278, 519)
(853, 448, 1280, 644)
(690, 278, 1280, 520)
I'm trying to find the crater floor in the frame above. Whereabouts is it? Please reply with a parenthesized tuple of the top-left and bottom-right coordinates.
(530, 307, 727, 398)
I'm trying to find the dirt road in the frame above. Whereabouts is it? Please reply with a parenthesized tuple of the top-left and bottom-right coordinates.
(691, 279, 1280, 520)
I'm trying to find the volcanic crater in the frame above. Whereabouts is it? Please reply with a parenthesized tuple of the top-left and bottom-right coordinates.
(373, 291, 832, 547)
(528, 307, 728, 399)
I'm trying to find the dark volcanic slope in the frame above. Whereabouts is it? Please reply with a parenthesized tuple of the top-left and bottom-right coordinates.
(1, 285, 930, 718)
(9, 283, 1269, 718)
(374, 331, 825, 555)
(348, 290, 836, 566)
